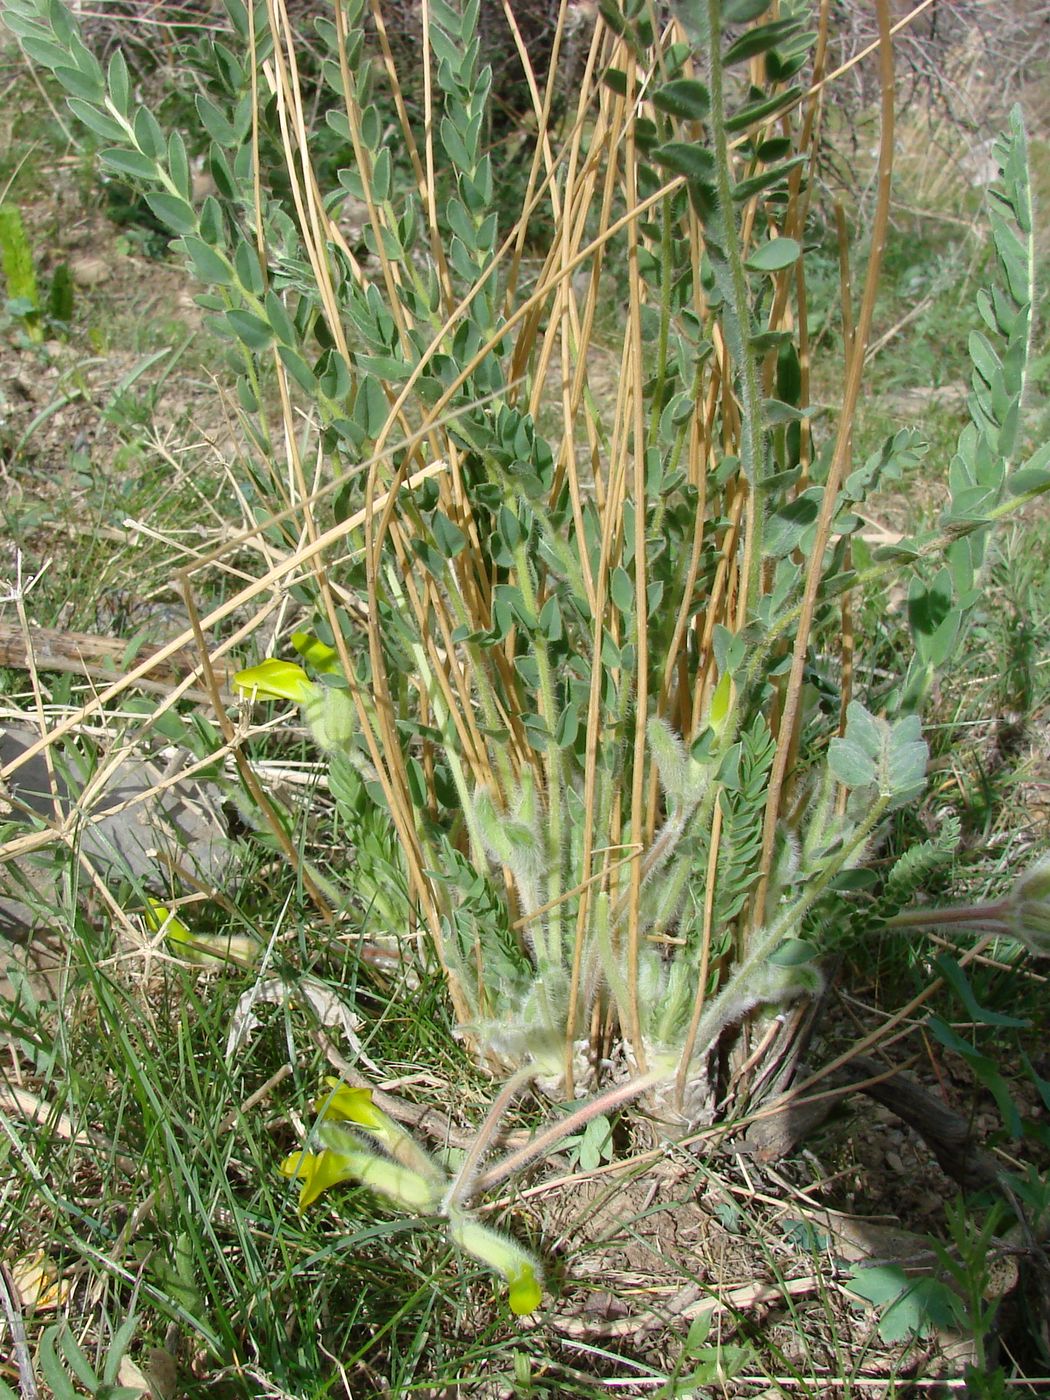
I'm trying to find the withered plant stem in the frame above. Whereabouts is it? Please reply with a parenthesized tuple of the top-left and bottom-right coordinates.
(754, 0, 896, 918)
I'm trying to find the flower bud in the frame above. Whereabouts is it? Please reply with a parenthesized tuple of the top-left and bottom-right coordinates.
(647, 716, 709, 810)
(233, 659, 317, 704)
(291, 631, 342, 675)
(143, 897, 258, 967)
(303, 684, 356, 753)
(472, 784, 543, 885)
(446, 1209, 543, 1315)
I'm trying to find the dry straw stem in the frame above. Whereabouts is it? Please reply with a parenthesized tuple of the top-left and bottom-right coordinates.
(0, 460, 446, 852)
(319, 23, 691, 1045)
(753, 0, 897, 916)
(257, 0, 943, 1083)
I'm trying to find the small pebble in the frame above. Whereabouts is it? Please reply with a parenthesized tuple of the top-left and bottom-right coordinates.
(70, 254, 112, 287)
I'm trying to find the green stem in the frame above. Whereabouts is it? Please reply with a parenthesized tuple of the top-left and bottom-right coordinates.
(384, 565, 487, 864)
(675, 792, 890, 1085)
(444, 1062, 540, 1211)
(883, 899, 1010, 931)
(513, 539, 564, 967)
(647, 198, 675, 450)
(471, 1068, 666, 1200)
(767, 792, 891, 941)
(438, 559, 518, 797)
(703, 0, 767, 614)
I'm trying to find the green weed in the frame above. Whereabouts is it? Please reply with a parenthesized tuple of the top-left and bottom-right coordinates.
(0, 202, 43, 339)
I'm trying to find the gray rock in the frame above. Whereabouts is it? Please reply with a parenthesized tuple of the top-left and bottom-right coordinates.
(0, 723, 230, 937)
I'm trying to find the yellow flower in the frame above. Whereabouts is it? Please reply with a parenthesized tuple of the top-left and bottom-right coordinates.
(280, 1148, 360, 1210)
(233, 658, 317, 704)
(144, 896, 192, 945)
(312, 1080, 390, 1133)
(313, 1078, 446, 1183)
(282, 1128, 442, 1214)
(292, 632, 342, 675)
(144, 897, 258, 967)
(506, 1258, 544, 1317)
(279, 1082, 545, 1315)
(234, 657, 355, 752)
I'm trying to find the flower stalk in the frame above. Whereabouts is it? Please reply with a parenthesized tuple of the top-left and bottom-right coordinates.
(281, 1079, 544, 1315)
